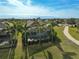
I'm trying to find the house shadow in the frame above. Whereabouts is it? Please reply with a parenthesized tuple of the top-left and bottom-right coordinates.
(47, 51, 53, 59)
(28, 42, 53, 56)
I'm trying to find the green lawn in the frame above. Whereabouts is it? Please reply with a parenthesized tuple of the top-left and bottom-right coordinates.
(14, 32, 23, 59)
(69, 27, 79, 40)
(0, 42, 15, 59)
(0, 49, 10, 59)
(29, 26, 79, 59)
(1, 26, 79, 59)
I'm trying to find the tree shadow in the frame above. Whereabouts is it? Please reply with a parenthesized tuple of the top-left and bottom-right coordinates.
(52, 31, 77, 59)
(39, 43, 48, 59)
(31, 56, 34, 59)
(52, 31, 64, 52)
(23, 47, 28, 59)
(63, 52, 76, 59)
(7, 48, 15, 59)
(47, 51, 53, 59)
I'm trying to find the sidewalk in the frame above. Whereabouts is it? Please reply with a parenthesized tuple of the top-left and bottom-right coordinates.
(63, 26, 79, 45)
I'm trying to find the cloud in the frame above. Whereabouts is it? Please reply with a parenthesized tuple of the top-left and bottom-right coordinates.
(0, 6, 53, 16)
(7, 0, 25, 7)
(0, 0, 79, 18)
(0, 0, 54, 16)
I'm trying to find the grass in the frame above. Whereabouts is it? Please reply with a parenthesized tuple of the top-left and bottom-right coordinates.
(14, 32, 23, 59)
(28, 42, 53, 56)
(69, 27, 79, 40)
(29, 26, 79, 59)
(1, 26, 79, 59)
(0, 49, 10, 59)
(53, 26, 79, 59)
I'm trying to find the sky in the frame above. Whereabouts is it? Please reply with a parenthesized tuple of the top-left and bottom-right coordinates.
(0, 0, 79, 18)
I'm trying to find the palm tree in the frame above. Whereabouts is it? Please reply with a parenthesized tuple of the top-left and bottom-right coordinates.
(22, 23, 29, 59)
(4, 21, 29, 59)
(13, 21, 26, 59)
(4, 22, 14, 45)
(47, 22, 54, 42)
(3, 22, 16, 59)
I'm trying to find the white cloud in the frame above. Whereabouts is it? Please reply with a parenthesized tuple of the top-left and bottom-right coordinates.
(7, 0, 25, 7)
(0, 0, 79, 18)
(0, 6, 54, 16)
(0, 0, 54, 16)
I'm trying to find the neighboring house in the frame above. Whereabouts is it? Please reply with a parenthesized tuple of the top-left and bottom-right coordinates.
(0, 22, 6, 31)
(0, 21, 10, 43)
(0, 34, 10, 43)
(0, 22, 6, 35)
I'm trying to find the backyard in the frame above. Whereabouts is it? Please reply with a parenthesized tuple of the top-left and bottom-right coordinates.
(1, 25, 79, 59)
(28, 26, 79, 59)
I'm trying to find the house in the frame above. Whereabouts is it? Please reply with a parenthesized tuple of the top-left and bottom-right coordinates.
(26, 20, 53, 44)
(0, 22, 7, 35)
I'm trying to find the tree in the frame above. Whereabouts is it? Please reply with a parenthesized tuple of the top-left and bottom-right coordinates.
(22, 23, 30, 59)
(4, 22, 16, 47)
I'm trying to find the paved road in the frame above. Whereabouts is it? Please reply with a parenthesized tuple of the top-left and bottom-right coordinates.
(63, 26, 79, 45)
